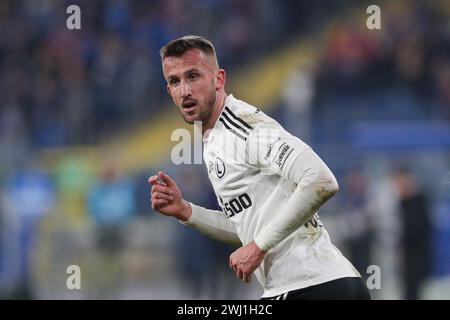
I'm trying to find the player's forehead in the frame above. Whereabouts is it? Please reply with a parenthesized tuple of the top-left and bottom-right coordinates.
(162, 48, 214, 77)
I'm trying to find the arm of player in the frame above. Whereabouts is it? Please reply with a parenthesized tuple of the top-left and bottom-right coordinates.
(230, 124, 338, 283)
(230, 149, 338, 283)
(180, 203, 242, 247)
(253, 148, 339, 251)
(149, 171, 241, 246)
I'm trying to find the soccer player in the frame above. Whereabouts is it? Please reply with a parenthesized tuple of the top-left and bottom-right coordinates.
(149, 36, 371, 300)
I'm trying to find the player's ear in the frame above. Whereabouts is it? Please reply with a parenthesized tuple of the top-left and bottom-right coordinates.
(216, 69, 226, 90)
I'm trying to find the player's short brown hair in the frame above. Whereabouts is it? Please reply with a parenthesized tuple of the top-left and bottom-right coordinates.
(160, 35, 218, 64)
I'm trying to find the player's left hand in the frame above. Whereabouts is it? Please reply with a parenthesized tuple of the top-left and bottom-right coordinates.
(229, 241, 267, 283)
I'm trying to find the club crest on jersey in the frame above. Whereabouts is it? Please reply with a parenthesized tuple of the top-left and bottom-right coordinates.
(215, 157, 226, 178)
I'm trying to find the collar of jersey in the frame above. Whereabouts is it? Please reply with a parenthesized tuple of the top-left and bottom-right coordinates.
(203, 93, 235, 143)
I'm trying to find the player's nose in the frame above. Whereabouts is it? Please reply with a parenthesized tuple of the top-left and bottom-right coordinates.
(180, 81, 192, 98)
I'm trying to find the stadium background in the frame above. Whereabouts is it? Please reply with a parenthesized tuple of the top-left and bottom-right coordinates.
(0, 0, 449, 299)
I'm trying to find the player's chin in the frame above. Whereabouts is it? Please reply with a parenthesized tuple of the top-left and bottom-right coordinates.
(182, 113, 199, 124)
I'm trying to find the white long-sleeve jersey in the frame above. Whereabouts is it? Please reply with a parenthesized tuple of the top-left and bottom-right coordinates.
(182, 94, 360, 298)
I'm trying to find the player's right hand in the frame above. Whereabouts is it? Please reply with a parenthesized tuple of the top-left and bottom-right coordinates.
(148, 171, 191, 221)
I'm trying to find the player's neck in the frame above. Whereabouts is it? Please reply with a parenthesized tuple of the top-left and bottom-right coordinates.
(202, 90, 227, 136)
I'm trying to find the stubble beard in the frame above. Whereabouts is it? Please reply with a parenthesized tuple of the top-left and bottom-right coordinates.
(181, 88, 217, 126)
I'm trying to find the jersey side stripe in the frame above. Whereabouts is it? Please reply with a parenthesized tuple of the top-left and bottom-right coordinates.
(219, 117, 247, 141)
(224, 106, 254, 130)
(221, 111, 249, 136)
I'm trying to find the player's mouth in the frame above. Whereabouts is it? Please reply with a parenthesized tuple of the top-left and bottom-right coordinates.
(182, 100, 198, 113)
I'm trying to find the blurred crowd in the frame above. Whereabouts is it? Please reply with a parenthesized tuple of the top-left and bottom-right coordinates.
(0, 0, 355, 150)
(315, 1, 450, 120)
(279, 0, 450, 299)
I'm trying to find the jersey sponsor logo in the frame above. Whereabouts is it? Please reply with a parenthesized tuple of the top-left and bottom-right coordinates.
(219, 193, 253, 218)
(274, 142, 294, 169)
(215, 157, 226, 178)
(219, 106, 253, 141)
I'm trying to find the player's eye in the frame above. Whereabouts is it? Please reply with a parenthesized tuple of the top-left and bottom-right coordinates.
(169, 78, 179, 86)
(187, 73, 199, 80)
